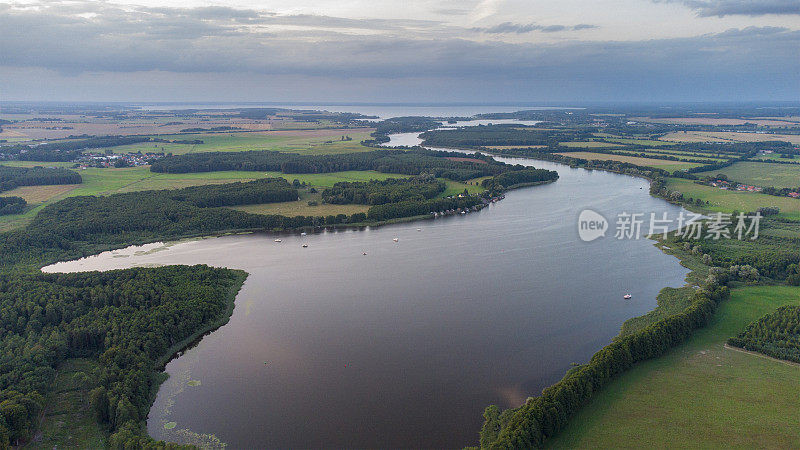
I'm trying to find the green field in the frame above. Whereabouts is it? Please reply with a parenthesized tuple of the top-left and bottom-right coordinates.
(230, 191, 371, 217)
(559, 141, 622, 148)
(698, 161, 800, 189)
(751, 153, 800, 163)
(441, 179, 485, 197)
(547, 286, 800, 448)
(25, 359, 107, 449)
(106, 131, 373, 155)
(665, 178, 800, 219)
(597, 137, 678, 146)
(0, 167, 413, 232)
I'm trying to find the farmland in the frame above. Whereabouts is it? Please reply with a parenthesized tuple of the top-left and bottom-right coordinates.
(546, 286, 800, 448)
(0, 167, 414, 232)
(108, 129, 374, 155)
(665, 178, 800, 219)
(556, 151, 703, 171)
(559, 141, 622, 148)
(697, 161, 800, 189)
(662, 131, 800, 145)
(634, 117, 800, 127)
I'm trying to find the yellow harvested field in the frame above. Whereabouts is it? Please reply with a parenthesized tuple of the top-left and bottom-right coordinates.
(633, 117, 800, 127)
(485, 145, 547, 149)
(3, 184, 81, 203)
(661, 131, 800, 145)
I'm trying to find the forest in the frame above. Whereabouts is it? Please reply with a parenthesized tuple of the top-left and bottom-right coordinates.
(481, 168, 559, 191)
(0, 196, 26, 216)
(1, 136, 152, 161)
(0, 165, 82, 193)
(322, 176, 445, 205)
(366, 195, 484, 221)
(728, 305, 800, 363)
(150, 148, 511, 181)
(0, 265, 244, 447)
(0, 179, 301, 266)
(0, 174, 502, 267)
(419, 125, 594, 147)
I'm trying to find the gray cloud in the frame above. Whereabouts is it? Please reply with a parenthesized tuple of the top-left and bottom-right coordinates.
(472, 22, 598, 33)
(0, 2, 797, 102)
(655, 0, 800, 16)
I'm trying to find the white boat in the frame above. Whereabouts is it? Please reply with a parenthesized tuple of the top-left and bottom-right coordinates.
(302, 244, 308, 248)
(300, 232, 307, 236)
(393, 238, 399, 242)
(274, 239, 282, 243)
(623, 294, 632, 299)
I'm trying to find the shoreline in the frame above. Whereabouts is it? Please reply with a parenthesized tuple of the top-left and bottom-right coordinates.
(37, 149, 683, 447)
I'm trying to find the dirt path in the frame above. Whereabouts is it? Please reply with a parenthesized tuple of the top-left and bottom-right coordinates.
(723, 344, 800, 368)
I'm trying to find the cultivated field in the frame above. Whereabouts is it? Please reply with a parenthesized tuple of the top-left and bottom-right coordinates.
(547, 286, 800, 448)
(230, 191, 371, 217)
(104, 130, 373, 155)
(662, 131, 800, 145)
(3, 184, 80, 203)
(665, 178, 800, 219)
(697, 162, 800, 189)
(0, 167, 412, 232)
(596, 137, 677, 146)
(556, 151, 702, 171)
(559, 141, 622, 148)
(634, 117, 800, 127)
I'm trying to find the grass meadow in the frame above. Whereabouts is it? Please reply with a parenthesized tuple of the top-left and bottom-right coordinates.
(665, 178, 800, 219)
(546, 286, 800, 448)
(697, 162, 800, 189)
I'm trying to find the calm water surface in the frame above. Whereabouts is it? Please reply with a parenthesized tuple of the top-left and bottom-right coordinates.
(44, 155, 689, 448)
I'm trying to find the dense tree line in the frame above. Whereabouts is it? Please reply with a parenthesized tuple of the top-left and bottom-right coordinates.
(366, 195, 485, 221)
(150, 148, 511, 181)
(0, 177, 489, 267)
(0, 179, 303, 266)
(482, 168, 559, 191)
(479, 279, 730, 448)
(419, 125, 592, 148)
(728, 305, 800, 363)
(1, 136, 152, 162)
(322, 177, 445, 205)
(366, 117, 442, 135)
(0, 165, 82, 193)
(0, 196, 26, 215)
(0, 266, 243, 447)
(673, 218, 800, 279)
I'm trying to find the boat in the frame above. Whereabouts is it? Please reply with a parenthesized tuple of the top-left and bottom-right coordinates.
(302, 244, 308, 248)
(362, 252, 367, 255)
(274, 239, 282, 243)
(623, 294, 632, 299)
(416, 228, 421, 231)
(393, 238, 399, 242)
(300, 232, 307, 236)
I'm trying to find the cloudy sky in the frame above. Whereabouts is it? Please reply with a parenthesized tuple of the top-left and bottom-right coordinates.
(1, 0, 798, 103)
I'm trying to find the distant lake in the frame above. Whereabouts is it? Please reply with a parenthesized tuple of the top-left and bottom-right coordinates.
(44, 156, 689, 448)
(134, 103, 577, 119)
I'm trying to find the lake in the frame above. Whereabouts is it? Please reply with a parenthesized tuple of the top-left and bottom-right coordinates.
(43, 155, 690, 448)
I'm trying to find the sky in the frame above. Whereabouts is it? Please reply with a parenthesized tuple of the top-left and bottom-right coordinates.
(0, 0, 799, 103)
